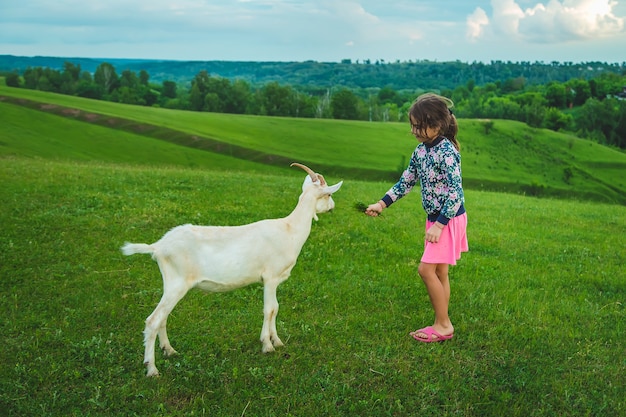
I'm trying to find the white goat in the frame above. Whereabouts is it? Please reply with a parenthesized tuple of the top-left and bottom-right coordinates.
(121, 163, 342, 377)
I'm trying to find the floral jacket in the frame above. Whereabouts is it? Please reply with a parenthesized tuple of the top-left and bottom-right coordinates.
(380, 136, 465, 225)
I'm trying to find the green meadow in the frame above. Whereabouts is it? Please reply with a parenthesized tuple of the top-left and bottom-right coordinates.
(1, 86, 625, 416)
(2, 85, 626, 204)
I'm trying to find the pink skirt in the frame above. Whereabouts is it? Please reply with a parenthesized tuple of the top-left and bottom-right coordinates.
(421, 213, 468, 265)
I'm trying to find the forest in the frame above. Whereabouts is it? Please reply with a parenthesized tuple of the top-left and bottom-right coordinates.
(2, 56, 626, 149)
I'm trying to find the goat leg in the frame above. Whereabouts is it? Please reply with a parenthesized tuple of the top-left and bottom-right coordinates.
(260, 280, 282, 352)
(158, 317, 178, 357)
(143, 284, 188, 377)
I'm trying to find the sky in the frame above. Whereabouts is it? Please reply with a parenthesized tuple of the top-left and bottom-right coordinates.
(1, 0, 625, 64)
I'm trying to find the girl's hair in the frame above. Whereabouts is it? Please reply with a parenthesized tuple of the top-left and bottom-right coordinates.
(408, 93, 460, 151)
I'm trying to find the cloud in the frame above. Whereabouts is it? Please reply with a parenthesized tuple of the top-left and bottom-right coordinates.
(466, 7, 490, 40)
(0, 0, 426, 61)
(1, 0, 623, 63)
(491, 0, 526, 37)
(318, 1, 424, 46)
(467, 0, 625, 43)
(520, 0, 624, 41)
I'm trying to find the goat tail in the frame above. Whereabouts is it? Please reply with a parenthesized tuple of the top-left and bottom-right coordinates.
(121, 242, 155, 256)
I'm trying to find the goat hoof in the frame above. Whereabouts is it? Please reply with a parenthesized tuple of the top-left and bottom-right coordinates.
(162, 347, 178, 357)
(261, 344, 275, 353)
(145, 361, 160, 377)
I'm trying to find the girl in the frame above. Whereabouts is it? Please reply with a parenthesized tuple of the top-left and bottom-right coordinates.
(365, 93, 468, 343)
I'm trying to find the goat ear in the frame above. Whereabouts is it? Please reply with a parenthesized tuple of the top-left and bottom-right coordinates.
(302, 175, 316, 191)
(325, 180, 343, 194)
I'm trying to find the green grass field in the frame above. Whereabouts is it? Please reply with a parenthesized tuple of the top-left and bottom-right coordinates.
(1, 87, 625, 416)
(2, 85, 626, 204)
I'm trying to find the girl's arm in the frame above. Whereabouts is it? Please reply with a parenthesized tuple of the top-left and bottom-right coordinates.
(383, 150, 420, 205)
(436, 147, 464, 225)
(365, 148, 420, 217)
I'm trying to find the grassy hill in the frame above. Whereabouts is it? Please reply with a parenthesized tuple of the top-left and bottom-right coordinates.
(0, 101, 278, 174)
(1, 85, 625, 204)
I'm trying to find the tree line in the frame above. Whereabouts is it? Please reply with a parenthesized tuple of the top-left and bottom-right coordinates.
(3, 61, 626, 149)
(3, 55, 623, 90)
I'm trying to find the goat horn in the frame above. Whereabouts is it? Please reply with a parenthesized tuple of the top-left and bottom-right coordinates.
(290, 163, 318, 183)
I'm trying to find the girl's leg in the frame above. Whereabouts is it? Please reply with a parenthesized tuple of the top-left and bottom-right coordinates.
(437, 263, 451, 307)
(414, 262, 454, 339)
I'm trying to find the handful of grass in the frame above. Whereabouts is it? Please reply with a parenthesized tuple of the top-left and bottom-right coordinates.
(354, 202, 368, 212)
(354, 201, 381, 216)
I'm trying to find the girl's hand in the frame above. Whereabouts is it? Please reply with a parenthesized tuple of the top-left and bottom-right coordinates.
(365, 202, 384, 217)
(425, 222, 444, 243)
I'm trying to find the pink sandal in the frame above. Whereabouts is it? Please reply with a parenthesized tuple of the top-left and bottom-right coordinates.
(411, 326, 454, 343)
